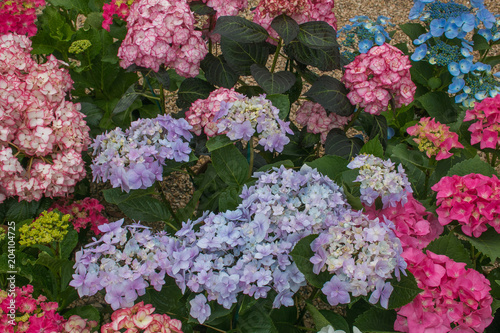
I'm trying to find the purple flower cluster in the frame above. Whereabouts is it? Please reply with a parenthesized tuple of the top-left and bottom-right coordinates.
(311, 210, 406, 309)
(215, 94, 293, 153)
(347, 154, 413, 208)
(69, 220, 170, 310)
(90, 114, 192, 192)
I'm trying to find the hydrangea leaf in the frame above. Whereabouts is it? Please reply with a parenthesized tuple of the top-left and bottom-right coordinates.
(62, 305, 101, 322)
(213, 16, 269, 43)
(211, 144, 249, 186)
(5, 199, 42, 223)
(237, 299, 279, 333)
(446, 155, 497, 177)
(271, 14, 300, 45)
(486, 267, 500, 299)
(285, 41, 341, 71)
(324, 129, 363, 160)
(207, 135, 234, 152)
(137, 276, 183, 313)
(60, 230, 79, 260)
(353, 307, 398, 333)
(359, 135, 384, 159)
(47, 0, 90, 15)
(386, 273, 421, 309)
(399, 23, 427, 41)
(306, 155, 349, 184)
(103, 188, 156, 205)
(189, 1, 216, 15)
(250, 65, 296, 95)
(267, 94, 291, 119)
(201, 54, 239, 89)
(177, 78, 215, 109)
(290, 234, 332, 288)
(305, 76, 354, 116)
(416, 92, 457, 124)
(116, 196, 171, 222)
(460, 228, 500, 263)
(306, 302, 350, 332)
(297, 21, 338, 49)
(219, 186, 242, 212)
(425, 232, 473, 268)
(221, 37, 271, 76)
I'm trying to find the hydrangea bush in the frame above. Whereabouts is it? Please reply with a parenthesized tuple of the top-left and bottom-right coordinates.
(2, 0, 500, 332)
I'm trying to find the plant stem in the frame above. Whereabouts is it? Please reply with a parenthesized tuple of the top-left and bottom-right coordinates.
(270, 38, 283, 73)
(491, 154, 497, 168)
(155, 181, 180, 225)
(247, 139, 255, 179)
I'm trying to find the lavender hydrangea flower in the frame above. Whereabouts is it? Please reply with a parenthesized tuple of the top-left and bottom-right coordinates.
(215, 94, 293, 153)
(347, 154, 413, 208)
(90, 114, 192, 192)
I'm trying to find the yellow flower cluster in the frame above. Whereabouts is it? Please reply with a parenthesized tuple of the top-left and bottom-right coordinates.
(0, 227, 5, 242)
(19, 211, 71, 246)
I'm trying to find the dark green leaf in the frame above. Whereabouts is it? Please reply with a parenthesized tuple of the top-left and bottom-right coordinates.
(306, 155, 349, 183)
(271, 14, 299, 45)
(416, 91, 457, 124)
(399, 23, 427, 41)
(359, 135, 384, 158)
(117, 197, 171, 222)
(306, 302, 350, 332)
(297, 21, 338, 49)
(370, 115, 388, 149)
(410, 61, 435, 87)
(305, 76, 355, 116)
(63, 305, 101, 322)
(446, 155, 496, 177)
(387, 273, 421, 309)
(213, 16, 269, 43)
(237, 299, 279, 333)
(201, 54, 239, 88)
(176, 78, 215, 109)
(460, 228, 500, 263)
(102, 188, 156, 205)
(60, 230, 78, 260)
(219, 186, 242, 212)
(237, 85, 266, 97)
(267, 94, 291, 119)
(221, 37, 270, 76)
(206, 135, 234, 152)
(483, 54, 500, 67)
(47, 0, 90, 14)
(290, 235, 332, 288)
(211, 144, 249, 186)
(487, 267, 500, 299)
(425, 232, 472, 268)
(285, 42, 341, 71)
(152, 67, 171, 87)
(5, 200, 40, 223)
(189, 1, 216, 15)
(256, 160, 294, 172)
(250, 65, 296, 95)
(112, 84, 138, 115)
(138, 277, 183, 313)
(270, 306, 301, 333)
(353, 307, 397, 333)
(472, 34, 490, 51)
(324, 129, 363, 159)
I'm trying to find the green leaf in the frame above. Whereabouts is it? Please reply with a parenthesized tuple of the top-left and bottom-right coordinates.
(267, 94, 291, 119)
(387, 273, 421, 309)
(446, 155, 496, 177)
(290, 235, 331, 288)
(250, 65, 296, 95)
(353, 307, 397, 333)
(324, 129, 363, 160)
(306, 302, 350, 332)
(257, 160, 294, 172)
(487, 267, 500, 299)
(460, 228, 500, 263)
(270, 306, 301, 333)
(370, 115, 388, 149)
(305, 76, 355, 117)
(390, 144, 427, 197)
(219, 186, 242, 212)
(5, 200, 40, 223)
(472, 34, 490, 51)
(112, 84, 138, 115)
(201, 54, 239, 89)
(138, 277, 183, 313)
(359, 135, 384, 158)
(416, 91, 457, 124)
(102, 188, 156, 205)
(285, 41, 341, 71)
(206, 135, 234, 152)
(117, 197, 171, 222)
(237, 299, 279, 333)
(213, 16, 269, 43)
(297, 21, 338, 49)
(399, 23, 427, 41)
(176, 78, 215, 109)
(63, 305, 100, 322)
(60, 230, 78, 260)
(271, 14, 299, 45)
(189, 1, 216, 15)
(32, 252, 65, 276)
(211, 144, 249, 186)
(47, 0, 90, 14)
(221, 37, 270, 76)
(483, 54, 500, 67)
(425, 232, 472, 268)
(410, 61, 435, 87)
(306, 155, 349, 183)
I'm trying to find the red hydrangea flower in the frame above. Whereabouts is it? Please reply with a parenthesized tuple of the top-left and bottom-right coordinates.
(49, 197, 109, 235)
(342, 43, 416, 115)
(464, 94, 500, 150)
(102, 0, 135, 31)
(407, 117, 464, 160)
(431, 173, 500, 237)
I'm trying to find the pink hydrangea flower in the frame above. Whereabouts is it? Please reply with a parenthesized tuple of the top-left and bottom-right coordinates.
(118, 0, 208, 77)
(49, 197, 109, 235)
(365, 194, 443, 250)
(0, 0, 45, 37)
(342, 43, 416, 115)
(431, 173, 500, 237)
(185, 87, 241, 136)
(102, 0, 135, 31)
(295, 101, 351, 143)
(0, 33, 90, 203)
(252, 0, 337, 44)
(407, 117, 464, 160)
(464, 94, 500, 150)
(395, 249, 493, 333)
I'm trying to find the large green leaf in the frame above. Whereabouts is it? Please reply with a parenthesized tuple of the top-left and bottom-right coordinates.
(201, 54, 239, 88)
(267, 94, 291, 119)
(206, 135, 234, 152)
(213, 16, 269, 43)
(271, 14, 299, 45)
(112, 84, 138, 115)
(250, 65, 296, 95)
(290, 235, 332, 288)
(63, 305, 101, 322)
(297, 21, 338, 49)
(4, 200, 40, 223)
(306, 155, 349, 184)
(399, 23, 427, 41)
(359, 135, 384, 158)
(410, 61, 435, 87)
(305, 76, 355, 116)
(306, 302, 350, 332)
(221, 38, 270, 76)
(324, 129, 363, 160)
(285, 41, 341, 71)
(47, 0, 90, 14)
(446, 155, 496, 177)
(117, 197, 171, 222)
(137, 277, 183, 313)
(387, 273, 421, 309)
(103, 188, 156, 205)
(60, 230, 78, 260)
(417, 91, 457, 124)
(211, 144, 249, 186)
(189, 1, 216, 15)
(176, 78, 215, 108)
(461, 228, 500, 263)
(425, 232, 473, 268)
(237, 299, 279, 333)
(353, 308, 398, 333)
(219, 186, 242, 212)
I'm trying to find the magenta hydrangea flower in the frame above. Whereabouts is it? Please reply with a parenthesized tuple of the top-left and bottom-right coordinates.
(342, 43, 416, 115)
(464, 94, 500, 149)
(0, 0, 45, 37)
(406, 117, 464, 160)
(117, 0, 208, 77)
